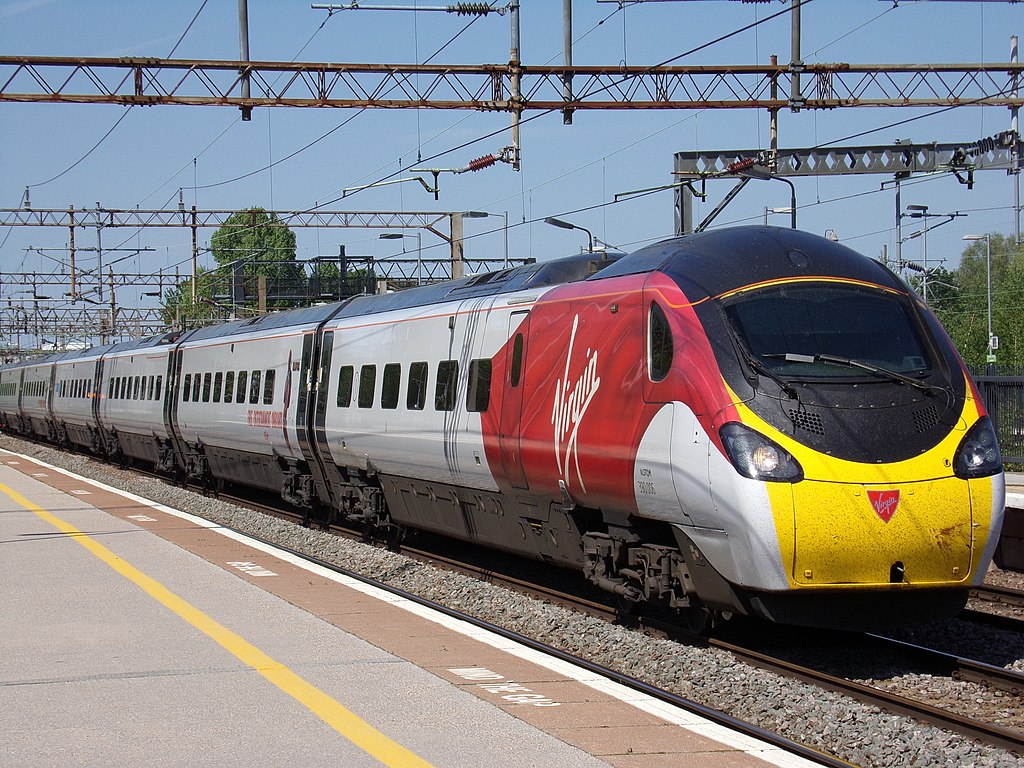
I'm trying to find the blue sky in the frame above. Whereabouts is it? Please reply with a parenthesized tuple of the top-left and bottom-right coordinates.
(0, 0, 1021, 313)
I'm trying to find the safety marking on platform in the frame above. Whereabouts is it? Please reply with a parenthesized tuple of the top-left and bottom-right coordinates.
(0, 480, 436, 768)
(228, 561, 277, 577)
(32, 472, 48, 477)
(126, 514, 158, 523)
(68, 489, 92, 495)
(449, 667, 561, 707)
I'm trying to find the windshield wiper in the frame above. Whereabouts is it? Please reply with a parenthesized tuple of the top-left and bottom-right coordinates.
(765, 352, 937, 394)
(741, 350, 798, 399)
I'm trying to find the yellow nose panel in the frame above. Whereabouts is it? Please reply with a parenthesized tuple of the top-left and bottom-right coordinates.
(791, 479, 972, 587)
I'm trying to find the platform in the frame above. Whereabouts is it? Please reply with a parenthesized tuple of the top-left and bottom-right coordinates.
(0, 450, 820, 768)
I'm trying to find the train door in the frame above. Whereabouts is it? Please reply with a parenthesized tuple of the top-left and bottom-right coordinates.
(296, 329, 340, 508)
(498, 311, 530, 489)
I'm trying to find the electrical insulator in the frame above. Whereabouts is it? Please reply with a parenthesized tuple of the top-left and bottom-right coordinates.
(448, 3, 492, 16)
(467, 154, 497, 172)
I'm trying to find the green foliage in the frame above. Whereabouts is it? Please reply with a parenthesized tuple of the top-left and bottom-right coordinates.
(163, 208, 302, 325)
(931, 234, 1024, 371)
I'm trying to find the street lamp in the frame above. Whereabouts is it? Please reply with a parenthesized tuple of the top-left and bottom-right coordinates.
(962, 233, 996, 368)
(544, 216, 594, 252)
(380, 232, 423, 285)
(906, 204, 930, 301)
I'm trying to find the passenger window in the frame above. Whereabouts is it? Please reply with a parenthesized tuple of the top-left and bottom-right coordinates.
(192, 374, 201, 402)
(263, 369, 275, 405)
(183, 374, 192, 401)
(407, 362, 428, 410)
(224, 371, 233, 403)
(649, 303, 673, 382)
(466, 359, 492, 413)
(236, 371, 247, 403)
(155, 375, 162, 401)
(249, 370, 261, 404)
(510, 334, 524, 387)
(213, 372, 223, 402)
(135, 376, 142, 399)
(337, 366, 353, 407)
(358, 364, 376, 408)
(202, 372, 212, 402)
(381, 363, 401, 409)
(435, 360, 458, 411)
(108, 379, 114, 399)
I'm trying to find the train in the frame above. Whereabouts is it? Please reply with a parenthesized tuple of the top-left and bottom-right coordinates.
(0, 226, 1006, 630)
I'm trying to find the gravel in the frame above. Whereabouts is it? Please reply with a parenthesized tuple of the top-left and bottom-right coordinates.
(4, 436, 1023, 768)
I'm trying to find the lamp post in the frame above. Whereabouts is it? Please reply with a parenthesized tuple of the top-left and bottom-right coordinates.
(379, 232, 423, 285)
(962, 233, 996, 369)
(544, 216, 594, 252)
(906, 204, 930, 301)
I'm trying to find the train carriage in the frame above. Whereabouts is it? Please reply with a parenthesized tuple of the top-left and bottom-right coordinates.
(97, 332, 186, 469)
(171, 304, 345, 502)
(51, 345, 113, 454)
(16, 355, 59, 441)
(0, 362, 24, 434)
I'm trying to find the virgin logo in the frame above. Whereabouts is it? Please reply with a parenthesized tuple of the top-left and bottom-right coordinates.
(551, 314, 601, 493)
(867, 490, 900, 523)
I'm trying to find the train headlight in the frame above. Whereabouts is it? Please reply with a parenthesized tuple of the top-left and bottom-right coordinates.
(720, 422, 803, 482)
(953, 416, 1002, 479)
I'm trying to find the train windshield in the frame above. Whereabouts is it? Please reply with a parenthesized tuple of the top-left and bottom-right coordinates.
(722, 283, 932, 380)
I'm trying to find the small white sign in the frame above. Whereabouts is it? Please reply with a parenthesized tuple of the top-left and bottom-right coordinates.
(69, 489, 91, 495)
(127, 514, 157, 522)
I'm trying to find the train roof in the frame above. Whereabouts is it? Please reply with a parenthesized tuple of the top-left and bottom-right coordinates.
(182, 301, 348, 343)
(592, 226, 902, 299)
(335, 250, 623, 319)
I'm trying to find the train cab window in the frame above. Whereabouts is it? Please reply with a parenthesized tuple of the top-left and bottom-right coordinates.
(510, 334, 524, 387)
(249, 370, 261, 404)
(358, 365, 377, 408)
(263, 369, 275, 405)
(155, 375, 163, 401)
(223, 371, 233, 403)
(192, 374, 201, 402)
(213, 372, 223, 402)
(435, 360, 458, 411)
(202, 372, 212, 402)
(649, 303, 673, 382)
(182, 374, 192, 402)
(381, 364, 401, 409)
(236, 371, 247, 403)
(407, 362, 428, 410)
(337, 366, 354, 407)
(466, 360, 492, 413)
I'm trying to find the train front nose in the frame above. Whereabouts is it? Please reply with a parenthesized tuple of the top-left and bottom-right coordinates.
(788, 477, 974, 588)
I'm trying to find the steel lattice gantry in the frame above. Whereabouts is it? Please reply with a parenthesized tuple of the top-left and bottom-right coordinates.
(1, 57, 1022, 111)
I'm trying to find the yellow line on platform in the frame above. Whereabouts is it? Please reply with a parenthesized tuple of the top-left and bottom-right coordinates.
(0, 480, 435, 768)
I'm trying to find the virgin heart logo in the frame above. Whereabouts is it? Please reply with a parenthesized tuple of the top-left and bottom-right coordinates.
(867, 490, 900, 523)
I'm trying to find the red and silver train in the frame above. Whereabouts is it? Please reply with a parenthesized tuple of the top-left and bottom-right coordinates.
(0, 226, 1005, 629)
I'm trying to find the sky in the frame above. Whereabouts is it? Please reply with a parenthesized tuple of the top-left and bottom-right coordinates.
(0, 0, 1021, 331)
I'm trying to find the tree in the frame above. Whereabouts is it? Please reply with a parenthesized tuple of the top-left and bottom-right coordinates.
(944, 234, 1024, 371)
(209, 208, 302, 309)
